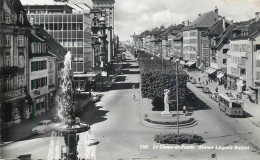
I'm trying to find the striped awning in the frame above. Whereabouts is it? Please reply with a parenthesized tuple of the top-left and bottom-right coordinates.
(205, 68, 217, 75)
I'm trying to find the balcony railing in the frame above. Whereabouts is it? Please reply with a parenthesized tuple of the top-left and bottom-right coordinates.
(0, 66, 24, 76)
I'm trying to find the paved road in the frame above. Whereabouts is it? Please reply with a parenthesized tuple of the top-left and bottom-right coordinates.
(1, 50, 260, 159)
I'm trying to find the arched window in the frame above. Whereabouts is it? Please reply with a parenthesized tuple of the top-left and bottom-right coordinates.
(19, 12, 24, 24)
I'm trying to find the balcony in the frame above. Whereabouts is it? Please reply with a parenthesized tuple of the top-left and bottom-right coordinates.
(0, 66, 24, 76)
(0, 87, 25, 101)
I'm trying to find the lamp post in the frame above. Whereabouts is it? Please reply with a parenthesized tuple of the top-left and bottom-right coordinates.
(175, 59, 180, 136)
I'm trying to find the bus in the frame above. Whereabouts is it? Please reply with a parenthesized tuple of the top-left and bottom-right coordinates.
(218, 93, 244, 117)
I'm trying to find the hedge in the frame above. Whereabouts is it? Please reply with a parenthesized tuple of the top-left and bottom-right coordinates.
(154, 133, 205, 144)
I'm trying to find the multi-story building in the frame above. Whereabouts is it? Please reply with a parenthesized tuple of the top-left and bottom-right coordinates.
(92, 0, 115, 61)
(0, 0, 31, 126)
(23, 2, 92, 91)
(227, 13, 260, 104)
(182, 7, 219, 69)
(207, 17, 233, 82)
(28, 26, 66, 117)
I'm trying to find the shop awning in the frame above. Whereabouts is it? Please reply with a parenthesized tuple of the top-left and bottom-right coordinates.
(217, 73, 224, 79)
(198, 63, 204, 70)
(236, 80, 245, 86)
(185, 61, 196, 67)
(205, 68, 217, 75)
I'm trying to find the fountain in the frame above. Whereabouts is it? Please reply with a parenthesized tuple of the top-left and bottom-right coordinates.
(49, 51, 91, 160)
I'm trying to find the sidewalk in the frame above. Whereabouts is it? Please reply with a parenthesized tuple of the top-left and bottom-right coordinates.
(1, 95, 94, 143)
(186, 70, 260, 127)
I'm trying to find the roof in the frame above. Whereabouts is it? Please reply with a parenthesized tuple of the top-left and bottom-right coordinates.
(29, 26, 67, 60)
(184, 11, 219, 30)
(9, 0, 31, 26)
(208, 19, 224, 37)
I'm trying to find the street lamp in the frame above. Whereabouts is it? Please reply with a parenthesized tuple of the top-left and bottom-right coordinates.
(173, 58, 180, 136)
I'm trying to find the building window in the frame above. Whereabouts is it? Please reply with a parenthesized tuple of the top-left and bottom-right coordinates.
(18, 56, 24, 67)
(5, 16, 10, 24)
(5, 78, 10, 91)
(223, 49, 228, 54)
(49, 62, 53, 70)
(223, 59, 227, 64)
(6, 35, 11, 46)
(0, 12, 4, 23)
(19, 12, 24, 24)
(31, 43, 36, 53)
(37, 43, 41, 53)
(0, 34, 3, 46)
(5, 55, 10, 67)
(18, 76, 23, 88)
(256, 60, 260, 67)
(18, 35, 24, 46)
(49, 75, 53, 85)
(42, 43, 46, 53)
(12, 107, 19, 118)
(257, 72, 260, 80)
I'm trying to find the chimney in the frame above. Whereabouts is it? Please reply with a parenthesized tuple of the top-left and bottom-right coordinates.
(256, 12, 260, 22)
(215, 6, 218, 14)
(223, 17, 226, 30)
(198, 13, 201, 17)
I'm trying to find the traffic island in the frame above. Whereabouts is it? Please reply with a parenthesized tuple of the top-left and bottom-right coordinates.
(143, 111, 197, 128)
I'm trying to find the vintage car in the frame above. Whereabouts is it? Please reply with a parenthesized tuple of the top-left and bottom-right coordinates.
(196, 83, 204, 88)
(32, 120, 55, 134)
(191, 78, 197, 84)
(202, 87, 211, 93)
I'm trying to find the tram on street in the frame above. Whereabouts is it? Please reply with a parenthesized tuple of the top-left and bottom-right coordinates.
(218, 93, 244, 117)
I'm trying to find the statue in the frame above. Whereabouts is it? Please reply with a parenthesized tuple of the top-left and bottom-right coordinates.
(161, 89, 172, 116)
(164, 89, 170, 112)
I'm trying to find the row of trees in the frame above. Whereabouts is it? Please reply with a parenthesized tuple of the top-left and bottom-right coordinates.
(138, 52, 188, 110)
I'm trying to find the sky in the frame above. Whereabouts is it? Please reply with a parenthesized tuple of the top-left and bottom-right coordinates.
(21, 0, 260, 41)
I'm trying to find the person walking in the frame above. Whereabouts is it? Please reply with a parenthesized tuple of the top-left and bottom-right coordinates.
(183, 106, 187, 115)
(215, 86, 218, 93)
(198, 77, 200, 82)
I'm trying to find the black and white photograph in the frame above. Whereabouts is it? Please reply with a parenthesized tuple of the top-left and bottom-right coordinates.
(1, 0, 260, 159)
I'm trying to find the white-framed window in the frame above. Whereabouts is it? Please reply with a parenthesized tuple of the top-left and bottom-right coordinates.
(5, 78, 10, 91)
(42, 43, 46, 53)
(49, 75, 53, 85)
(5, 55, 10, 67)
(18, 35, 24, 46)
(0, 12, 4, 23)
(5, 16, 10, 24)
(19, 12, 24, 24)
(31, 43, 36, 53)
(37, 43, 41, 53)
(18, 75, 23, 88)
(49, 62, 53, 69)
(18, 55, 24, 67)
(6, 35, 11, 46)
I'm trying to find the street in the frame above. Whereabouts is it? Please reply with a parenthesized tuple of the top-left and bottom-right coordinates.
(1, 50, 260, 160)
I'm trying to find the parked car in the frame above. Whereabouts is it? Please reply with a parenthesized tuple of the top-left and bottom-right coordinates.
(191, 79, 197, 84)
(202, 87, 211, 93)
(196, 83, 204, 88)
(32, 120, 55, 134)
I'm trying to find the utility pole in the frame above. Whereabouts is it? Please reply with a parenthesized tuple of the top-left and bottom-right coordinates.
(176, 59, 179, 136)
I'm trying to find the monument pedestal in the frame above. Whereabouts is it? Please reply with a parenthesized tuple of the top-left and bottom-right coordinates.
(161, 111, 174, 117)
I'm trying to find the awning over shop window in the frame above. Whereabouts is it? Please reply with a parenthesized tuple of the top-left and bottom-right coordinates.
(185, 61, 196, 67)
(217, 73, 224, 79)
(205, 68, 217, 75)
(198, 63, 204, 70)
(236, 80, 245, 86)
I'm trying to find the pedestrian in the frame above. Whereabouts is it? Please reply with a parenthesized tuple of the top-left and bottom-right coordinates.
(215, 86, 218, 93)
(198, 77, 200, 82)
(206, 80, 208, 85)
(133, 93, 136, 100)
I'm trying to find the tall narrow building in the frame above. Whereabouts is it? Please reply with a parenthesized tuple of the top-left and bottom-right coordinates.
(92, 0, 115, 61)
